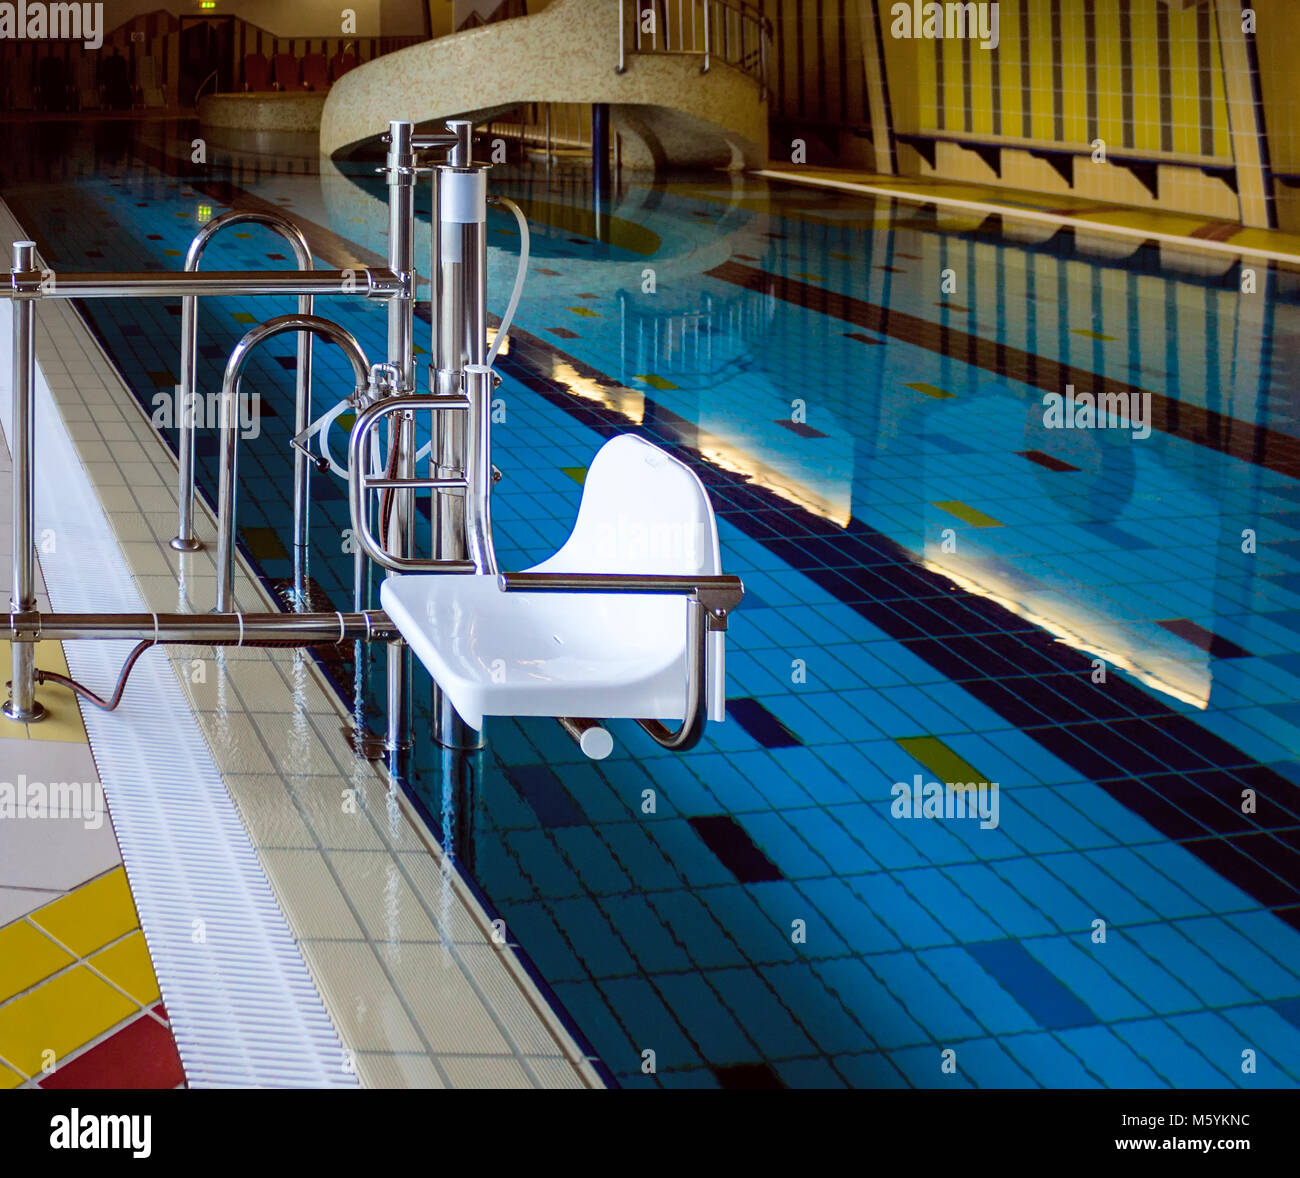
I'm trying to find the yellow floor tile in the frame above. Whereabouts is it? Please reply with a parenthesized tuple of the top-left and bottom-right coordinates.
(31, 868, 139, 957)
(22, 695, 89, 744)
(0, 1061, 23, 1088)
(0, 921, 75, 1002)
(89, 931, 160, 1006)
(0, 965, 136, 1075)
(0, 639, 88, 743)
(1230, 227, 1300, 257)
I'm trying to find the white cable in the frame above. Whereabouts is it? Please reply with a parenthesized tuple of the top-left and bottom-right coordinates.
(312, 397, 354, 478)
(488, 196, 530, 367)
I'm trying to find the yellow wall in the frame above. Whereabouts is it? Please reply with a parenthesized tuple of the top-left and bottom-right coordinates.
(905, 0, 1231, 161)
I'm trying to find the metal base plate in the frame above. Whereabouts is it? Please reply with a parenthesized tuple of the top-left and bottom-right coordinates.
(2, 698, 47, 722)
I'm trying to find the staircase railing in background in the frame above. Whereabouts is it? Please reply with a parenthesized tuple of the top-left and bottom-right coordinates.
(618, 0, 771, 99)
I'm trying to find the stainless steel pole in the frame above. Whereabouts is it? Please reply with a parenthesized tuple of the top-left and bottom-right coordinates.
(4, 241, 45, 722)
(215, 315, 370, 613)
(384, 119, 418, 754)
(170, 212, 316, 585)
(463, 364, 498, 575)
(171, 289, 202, 552)
(431, 137, 488, 751)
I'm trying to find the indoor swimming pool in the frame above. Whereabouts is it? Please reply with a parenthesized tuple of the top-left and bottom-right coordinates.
(5, 119, 1300, 1089)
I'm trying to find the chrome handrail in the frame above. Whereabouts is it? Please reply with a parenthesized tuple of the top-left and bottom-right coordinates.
(6, 268, 401, 298)
(347, 393, 480, 575)
(172, 210, 315, 564)
(214, 314, 372, 613)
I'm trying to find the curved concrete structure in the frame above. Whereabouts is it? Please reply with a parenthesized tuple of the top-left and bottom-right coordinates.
(320, 0, 766, 170)
(200, 92, 328, 133)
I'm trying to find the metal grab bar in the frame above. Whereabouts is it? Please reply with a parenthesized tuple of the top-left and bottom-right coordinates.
(4, 269, 402, 299)
(214, 314, 372, 613)
(172, 210, 315, 566)
(347, 393, 480, 575)
(497, 571, 744, 752)
(3, 609, 398, 645)
(498, 572, 743, 617)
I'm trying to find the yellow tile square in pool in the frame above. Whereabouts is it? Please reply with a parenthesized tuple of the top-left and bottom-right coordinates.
(89, 931, 160, 1006)
(896, 735, 986, 788)
(0, 921, 75, 1002)
(634, 373, 679, 391)
(0, 966, 136, 1076)
(31, 868, 139, 957)
(932, 500, 1004, 528)
(906, 382, 955, 400)
(0, 1061, 23, 1088)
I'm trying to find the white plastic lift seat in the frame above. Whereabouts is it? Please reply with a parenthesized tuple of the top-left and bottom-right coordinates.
(380, 434, 728, 731)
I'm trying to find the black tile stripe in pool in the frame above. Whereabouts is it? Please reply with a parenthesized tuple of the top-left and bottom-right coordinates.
(712, 1061, 787, 1089)
(493, 328, 1300, 931)
(704, 261, 1300, 483)
(688, 816, 784, 884)
(82, 150, 1300, 931)
(727, 697, 803, 749)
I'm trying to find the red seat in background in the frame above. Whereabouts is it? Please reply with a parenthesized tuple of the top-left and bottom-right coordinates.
(272, 53, 300, 90)
(329, 50, 357, 82)
(243, 53, 271, 92)
(301, 53, 329, 90)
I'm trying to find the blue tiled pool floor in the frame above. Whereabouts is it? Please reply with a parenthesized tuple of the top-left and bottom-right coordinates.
(4, 120, 1300, 1088)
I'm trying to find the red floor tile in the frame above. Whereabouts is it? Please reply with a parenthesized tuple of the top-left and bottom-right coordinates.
(40, 1012, 184, 1090)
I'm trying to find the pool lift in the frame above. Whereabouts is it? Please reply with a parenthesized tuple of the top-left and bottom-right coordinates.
(2, 119, 743, 760)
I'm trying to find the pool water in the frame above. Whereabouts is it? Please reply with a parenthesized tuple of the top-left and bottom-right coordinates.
(5, 120, 1300, 1089)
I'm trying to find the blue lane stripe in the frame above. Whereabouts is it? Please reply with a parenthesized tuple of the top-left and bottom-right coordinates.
(966, 939, 1099, 1030)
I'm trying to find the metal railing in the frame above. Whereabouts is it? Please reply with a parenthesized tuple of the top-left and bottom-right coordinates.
(618, 0, 771, 97)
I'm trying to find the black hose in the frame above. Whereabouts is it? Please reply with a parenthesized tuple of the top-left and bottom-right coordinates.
(34, 640, 155, 712)
(27, 630, 364, 714)
(377, 422, 402, 551)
